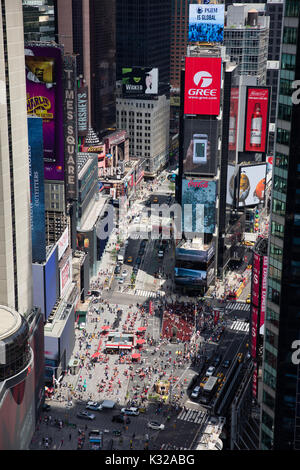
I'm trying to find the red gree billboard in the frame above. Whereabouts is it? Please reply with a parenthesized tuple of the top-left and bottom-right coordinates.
(244, 87, 270, 153)
(184, 57, 222, 116)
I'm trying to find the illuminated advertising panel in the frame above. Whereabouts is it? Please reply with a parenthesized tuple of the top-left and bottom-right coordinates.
(244, 87, 270, 153)
(27, 116, 46, 263)
(228, 87, 239, 152)
(188, 3, 225, 43)
(25, 44, 64, 180)
(184, 56, 222, 116)
(238, 163, 267, 207)
(260, 255, 268, 330)
(122, 67, 158, 96)
(77, 85, 88, 136)
(60, 255, 72, 297)
(57, 226, 69, 261)
(252, 253, 260, 308)
(174, 267, 207, 286)
(251, 305, 258, 360)
(175, 244, 215, 263)
(183, 117, 219, 175)
(226, 164, 236, 205)
(181, 179, 217, 234)
(45, 247, 58, 319)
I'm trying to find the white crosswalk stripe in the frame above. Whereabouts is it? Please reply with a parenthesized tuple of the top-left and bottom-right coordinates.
(177, 408, 207, 424)
(226, 302, 250, 311)
(230, 320, 249, 332)
(135, 289, 157, 298)
(160, 444, 188, 450)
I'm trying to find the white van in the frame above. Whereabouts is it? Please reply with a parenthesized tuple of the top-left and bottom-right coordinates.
(117, 254, 124, 263)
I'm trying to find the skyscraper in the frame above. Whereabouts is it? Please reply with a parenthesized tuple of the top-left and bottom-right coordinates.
(260, 0, 300, 450)
(170, 0, 191, 91)
(0, 0, 33, 314)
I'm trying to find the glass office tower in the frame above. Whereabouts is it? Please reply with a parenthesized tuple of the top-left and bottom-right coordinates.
(260, 0, 300, 450)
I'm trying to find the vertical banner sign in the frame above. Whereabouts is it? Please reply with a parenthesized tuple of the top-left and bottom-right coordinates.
(77, 86, 88, 136)
(251, 306, 258, 360)
(28, 116, 46, 263)
(252, 253, 260, 307)
(228, 87, 239, 151)
(244, 87, 270, 153)
(260, 255, 268, 329)
(252, 364, 258, 398)
(64, 55, 78, 200)
(184, 56, 222, 116)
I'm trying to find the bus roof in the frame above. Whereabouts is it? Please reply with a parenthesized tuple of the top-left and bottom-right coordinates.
(203, 376, 218, 392)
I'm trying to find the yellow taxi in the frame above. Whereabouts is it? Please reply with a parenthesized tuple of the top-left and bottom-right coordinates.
(153, 196, 158, 203)
(127, 256, 133, 263)
(246, 294, 251, 304)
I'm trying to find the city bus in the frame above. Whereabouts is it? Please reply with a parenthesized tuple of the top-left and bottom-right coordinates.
(200, 376, 218, 405)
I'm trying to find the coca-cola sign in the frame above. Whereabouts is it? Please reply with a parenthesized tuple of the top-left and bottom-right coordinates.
(244, 86, 270, 153)
(184, 57, 222, 115)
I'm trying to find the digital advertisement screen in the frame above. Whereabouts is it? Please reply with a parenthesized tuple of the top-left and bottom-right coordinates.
(184, 57, 222, 116)
(25, 45, 64, 181)
(174, 267, 207, 286)
(181, 179, 217, 234)
(251, 306, 258, 360)
(122, 67, 158, 96)
(238, 164, 267, 207)
(188, 4, 225, 43)
(244, 87, 270, 153)
(228, 87, 239, 153)
(252, 252, 261, 308)
(27, 116, 46, 263)
(176, 244, 215, 263)
(45, 247, 58, 319)
(226, 164, 236, 205)
(182, 118, 219, 175)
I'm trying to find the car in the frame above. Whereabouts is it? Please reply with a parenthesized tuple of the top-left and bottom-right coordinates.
(147, 421, 165, 431)
(127, 256, 133, 263)
(79, 322, 86, 330)
(42, 403, 51, 412)
(206, 366, 216, 377)
(118, 277, 125, 284)
(133, 265, 139, 273)
(86, 401, 102, 411)
(138, 248, 145, 256)
(153, 196, 158, 203)
(114, 265, 121, 274)
(120, 407, 140, 416)
(158, 250, 164, 259)
(213, 356, 222, 367)
(191, 386, 201, 399)
(112, 415, 131, 424)
(141, 240, 147, 248)
(135, 257, 141, 265)
(77, 411, 95, 420)
(246, 294, 251, 304)
(122, 269, 128, 278)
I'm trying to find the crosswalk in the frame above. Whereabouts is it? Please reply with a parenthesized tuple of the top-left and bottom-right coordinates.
(226, 301, 251, 311)
(230, 320, 249, 332)
(135, 289, 165, 298)
(176, 408, 208, 425)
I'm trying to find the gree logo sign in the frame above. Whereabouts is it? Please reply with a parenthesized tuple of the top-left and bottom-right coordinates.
(193, 71, 213, 88)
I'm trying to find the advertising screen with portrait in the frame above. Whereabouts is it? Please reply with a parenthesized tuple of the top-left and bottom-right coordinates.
(244, 87, 270, 153)
(122, 67, 158, 96)
(183, 118, 219, 175)
(238, 164, 267, 207)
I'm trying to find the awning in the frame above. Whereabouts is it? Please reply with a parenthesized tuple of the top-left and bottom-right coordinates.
(137, 327, 146, 331)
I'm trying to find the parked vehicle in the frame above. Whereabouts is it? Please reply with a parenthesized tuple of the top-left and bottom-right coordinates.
(191, 386, 201, 399)
(77, 411, 95, 420)
(147, 421, 165, 431)
(120, 407, 139, 416)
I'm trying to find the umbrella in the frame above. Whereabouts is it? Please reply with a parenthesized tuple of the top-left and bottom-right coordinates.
(101, 325, 109, 330)
(137, 327, 146, 331)
(136, 339, 146, 345)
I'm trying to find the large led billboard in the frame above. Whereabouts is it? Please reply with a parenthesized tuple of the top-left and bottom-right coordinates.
(188, 3, 225, 43)
(175, 244, 215, 264)
(228, 87, 239, 153)
(174, 267, 207, 286)
(25, 44, 64, 181)
(122, 67, 158, 96)
(244, 87, 270, 153)
(45, 247, 58, 320)
(27, 116, 46, 263)
(181, 178, 217, 234)
(184, 57, 222, 116)
(183, 118, 219, 175)
(238, 163, 267, 207)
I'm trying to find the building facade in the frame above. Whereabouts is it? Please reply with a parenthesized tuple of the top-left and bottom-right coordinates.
(260, 0, 300, 450)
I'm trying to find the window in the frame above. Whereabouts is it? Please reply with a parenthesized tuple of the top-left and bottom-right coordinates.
(267, 285, 280, 305)
(283, 27, 298, 45)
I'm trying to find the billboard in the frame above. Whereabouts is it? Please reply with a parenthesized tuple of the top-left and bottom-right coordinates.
(252, 253, 261, 308)
(32, 263, 45, 315)
(122, 67, 158, 96)
(175, 244, 215, 263)
(27, 116, 46, 263)
(251, 306, 258, 360)
(244, 87, 270, 153)
(57, 226, 69, 261)
(174, 267, 207, 286)
(183, 118, 219, 175)
(184, 57, 222, 116)
(25, 44, 64, 181)
(188, 3, 225, 43)
(226, 164, 236, 205)
(260, 255, 268, 330)
(181, 179, 217, 234)
(77, 86, 88, 136)
(238, 164, 267, 207)
(64, 54, 78, 200)
(60, 254, 72, 297)
(228, 87, 239, 152)
(45, 247, 58, 320)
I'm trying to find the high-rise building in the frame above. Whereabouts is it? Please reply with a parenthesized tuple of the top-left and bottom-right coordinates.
(170, 0, 191, 91)
(116, 0, 171, 96)
(260, 0, 300, 450)
(22, 0, 56, 42)
(0, 0, 33, 314)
